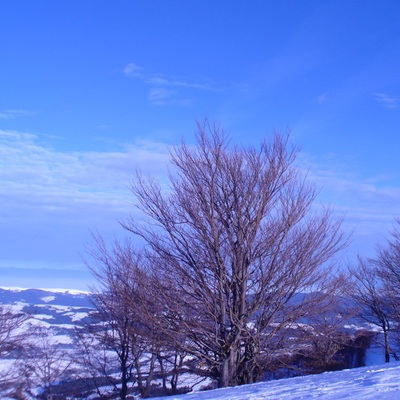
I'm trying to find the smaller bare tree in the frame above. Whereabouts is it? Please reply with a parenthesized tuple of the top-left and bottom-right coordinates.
(375, 219, 400, 329)
(0, 304, 30, 397)
(296, 290, 366, 373)
(21, 327, 73, 400)
(86, 235, 194, 398)
(348, 256, 393, 362)
(85, 236, 143, 399)
(76, 311, 136, 399)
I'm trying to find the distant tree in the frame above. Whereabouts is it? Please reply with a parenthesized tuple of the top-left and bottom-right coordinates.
(295, 289, 365, 373)
(348, 256, 393, 362)
(85, 236, 144, 399)
(0, 304, 29, 356)
(375, 219, 400, 327)
(0, 305, 30, 396)
(86, 235, 191, 398)
(77, 307, 137, 399)
(21, 327, 73, 400)
(123, 122, 347, 387)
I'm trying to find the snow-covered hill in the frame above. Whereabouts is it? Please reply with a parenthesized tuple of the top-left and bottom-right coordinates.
(152, 362, 400, 400)
(1, 287, 397, 399)
(0, 287, 92, 307)
(0, 287, 94, 348)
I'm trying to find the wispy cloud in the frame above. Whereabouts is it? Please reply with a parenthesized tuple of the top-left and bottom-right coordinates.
(374, 93, 399, 109)
(314, 93, 328, 104)
(148, 88, 176, 105)
(147, 76, 215, 91)
(96, 124, 110, 130)
(123, 62, 220, 106)
(0, 129, 171, 221)
(0, 129, 173, 275)
(298, 152, 400, 257)
(148, 88, 191, 106)
(0, 109, 36, 119)
(123, 62, 143, 78)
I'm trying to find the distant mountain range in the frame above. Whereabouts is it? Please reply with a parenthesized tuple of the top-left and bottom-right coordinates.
(0, 287, 95, 348)
(0, 287, 93, 308)
(0, 287, 389, 399)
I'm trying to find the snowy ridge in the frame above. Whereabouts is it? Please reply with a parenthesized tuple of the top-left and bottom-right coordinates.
(153, 363, 400, 400)
(0, 287, 93, 346)
(0, 287, 90, 295)
(37, 288, 90, 295)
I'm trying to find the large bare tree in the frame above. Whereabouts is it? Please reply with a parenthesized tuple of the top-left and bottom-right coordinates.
(124, 123, 347, 387)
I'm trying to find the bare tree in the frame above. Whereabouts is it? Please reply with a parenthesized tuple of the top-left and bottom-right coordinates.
(0, 304, 30, 396)
(376, 219, 400, 326)
(295, 290, 366, 373)
(348, 256, 393, 362)
(86, 235, 190, 398)
(124, 122, 347, 387)
(22, 327, 73, 400)
(76, 327, 121, 399)
(0, 305, 29, 357)
(85, 236, 144, 399)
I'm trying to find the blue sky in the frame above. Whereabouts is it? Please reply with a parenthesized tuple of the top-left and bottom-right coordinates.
(1, 1, 400, 290)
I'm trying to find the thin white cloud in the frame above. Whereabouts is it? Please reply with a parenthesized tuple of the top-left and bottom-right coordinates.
(147, 88, 191, 106)
(0, 109, 36, 119)
(123, 62, 215, 90)
(123, 62, 223, 106)
(96, 124, 110, 130)
(0, 129, 171, 221)
(374, 93, 399, 109)
(314, 93, 328, 104)
(298, 151, 400, 257)
(0, 129, 174, 278)
(148, 88, 176, 105)
(147, 76, 215, 91)
(123, 63, 143, 78)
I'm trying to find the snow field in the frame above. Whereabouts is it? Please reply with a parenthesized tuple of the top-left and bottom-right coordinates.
(151, 363, 400, 400)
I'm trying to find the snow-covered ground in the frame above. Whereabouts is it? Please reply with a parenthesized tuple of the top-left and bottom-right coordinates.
(152, 363, 400, 400)
(2, 288, 399, 399)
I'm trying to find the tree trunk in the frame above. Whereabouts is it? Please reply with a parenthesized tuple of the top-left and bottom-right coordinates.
(384, 330, 390, 363)
(219, 349, 237, 388)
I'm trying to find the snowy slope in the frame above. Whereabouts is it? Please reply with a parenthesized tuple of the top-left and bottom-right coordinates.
(2, 288, 398, 399)
(153, 363, 400, 400)
(0, 287, 94, 348)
